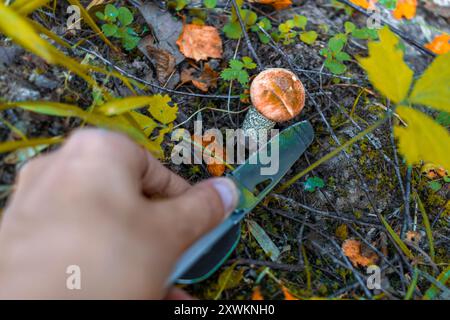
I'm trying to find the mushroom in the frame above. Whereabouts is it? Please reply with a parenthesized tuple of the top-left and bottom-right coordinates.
(242, 68, 305, 143)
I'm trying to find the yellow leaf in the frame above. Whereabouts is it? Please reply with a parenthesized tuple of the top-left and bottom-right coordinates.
(0, 137, 64, 154)
(358, 26, 413, 104)
(99, 96, 163, 116)
(394, 106, 450, 171)
(2, 101, 163, 158)
(409, 52, 450, 113)
(129, 111, 158, 137)
(148, 95, 178, 124)
(10, 0, 51, 15)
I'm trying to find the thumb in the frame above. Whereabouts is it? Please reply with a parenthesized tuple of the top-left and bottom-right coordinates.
(153, 178, 239, 253)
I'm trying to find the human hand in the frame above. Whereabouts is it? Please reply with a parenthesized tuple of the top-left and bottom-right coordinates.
(0, 129, 239, 299)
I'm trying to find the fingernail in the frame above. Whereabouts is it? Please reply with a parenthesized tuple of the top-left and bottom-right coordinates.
(211, 178, 239, 218)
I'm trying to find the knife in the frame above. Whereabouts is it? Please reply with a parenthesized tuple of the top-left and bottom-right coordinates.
(169, 120, 315, 284)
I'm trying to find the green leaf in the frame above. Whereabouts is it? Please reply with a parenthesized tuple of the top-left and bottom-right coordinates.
(118, 7, 133, 26)
(257, 32, 270, 44)
(344, 21, 356, 34)
(102, 23, 118, 37)
(300, 30, 318, 45)
(358, 26, 413, 104)
(223, 21, 242, 39)
(335, 51, 351, 62)
(248, 219, 280, 261)
(240, 9, 257, 26)
(428, 181, 442, 192)
(328, 36, 345, 53)
(325, 58, 346, 74)
(436, 111, 450, 126)
(148, 95, 178, 124)
(304, 176, 325, 192)
(122, 35, 140, 51)
(204, 0, 217, 8)
(394, 106, 450, 171)
(230, 59, 244, 70)
(96, 11, 105, 20)
(258, 17, 272, 30)
(278, 23, 291, 34)
(293, 15, 307, 30)
(242, 56, 257, 69)
(105, 4, 118, 20)
(409, 52, 450, 113)
(211, 262, 244, 300)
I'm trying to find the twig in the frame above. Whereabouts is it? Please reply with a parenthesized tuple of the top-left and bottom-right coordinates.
(231, 0, 263, 69)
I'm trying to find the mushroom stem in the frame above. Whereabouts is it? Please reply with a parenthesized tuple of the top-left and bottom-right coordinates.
(242, 106, 276, 144)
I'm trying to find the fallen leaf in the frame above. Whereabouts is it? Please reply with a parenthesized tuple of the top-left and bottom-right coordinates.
(421, 163, 448, 179)
(349, 0, 377, 9)
(251, 287, 264, 300)
(406, 231, 422, 244)
(146, 41, 176, 84)
(281, 285, 299, 300)
(248, 0, 292, 10)
(192, 133, 226, 177)
(392, 0, 417, 20)
(177, 24, 223, 61)
(180, 63, 219, 92)
(425, 34, 450, 55)
(342, 239, 379, 267)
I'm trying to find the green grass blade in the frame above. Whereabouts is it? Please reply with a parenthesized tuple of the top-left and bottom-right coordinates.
(414, 192, 435, 262)
(379, 214, 414, 259)
(404, 267, 419, 300)
(423, 267, 450, 300)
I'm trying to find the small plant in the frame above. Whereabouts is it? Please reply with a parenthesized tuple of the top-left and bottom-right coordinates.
(304, 176, 325, 192)
(220, 56, 257, 87)
(96, 4, 140, 51)
(223, 0, 257, 39)
(250, 17, 272, 44)
(320, 34, 351, 74)
(274, 15, 318, 45)
(344, 21, 378, 41)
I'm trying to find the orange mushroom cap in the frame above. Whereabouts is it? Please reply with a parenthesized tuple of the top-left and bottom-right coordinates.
(250, 68, 305, 122)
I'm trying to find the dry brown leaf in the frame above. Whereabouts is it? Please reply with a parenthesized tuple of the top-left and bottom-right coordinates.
(342, 239, 379, 267)
(406, 231, 422, 244)
(180, 63, 219, 92)
(177, 24, 223, 61)
(146, 45, 176, 84)
(248, 0, 292, 10)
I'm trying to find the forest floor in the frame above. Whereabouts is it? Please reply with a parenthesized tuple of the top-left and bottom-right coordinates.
(0, 0, 449, 299)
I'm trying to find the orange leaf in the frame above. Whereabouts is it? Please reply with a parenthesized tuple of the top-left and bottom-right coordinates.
(349, 0, 377, 9)
(252, 287, 264, 300)
(281, 286, 299, 300)
(392, 0, 417, 20)
(192, 133, 226, 177)
(425, 34, 450, 55)
(248, 0, 292, 10)
(342, 239, 379, 267)
(177, 24, 223, 61)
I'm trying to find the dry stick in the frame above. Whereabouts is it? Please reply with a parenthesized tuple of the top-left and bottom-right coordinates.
(231, 0, 263, 70)
(336, 0, 435, 57)
(228, 258, 305, 272)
